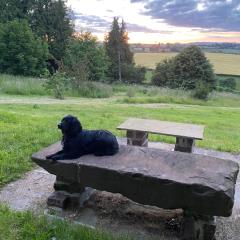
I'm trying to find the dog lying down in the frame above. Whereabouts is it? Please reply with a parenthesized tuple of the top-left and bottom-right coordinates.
(46, 115, 119, 161)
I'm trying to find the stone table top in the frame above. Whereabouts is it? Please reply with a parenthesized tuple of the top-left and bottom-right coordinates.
(32, 142, 239, 216)
(117, 118, 204, 140)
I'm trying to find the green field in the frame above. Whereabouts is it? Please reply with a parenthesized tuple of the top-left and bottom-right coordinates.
(134, 52, 240, 76)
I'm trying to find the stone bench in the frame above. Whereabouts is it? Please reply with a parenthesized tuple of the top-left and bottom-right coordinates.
(117, 118, 205, 153)
(32, 142, 239, 240)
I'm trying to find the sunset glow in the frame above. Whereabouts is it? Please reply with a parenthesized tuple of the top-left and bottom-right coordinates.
(67, 0, 240, 43)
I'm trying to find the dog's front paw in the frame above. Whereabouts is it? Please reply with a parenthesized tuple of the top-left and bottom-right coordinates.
(46, 154, 59, 161)
(46, 154, 53, 159)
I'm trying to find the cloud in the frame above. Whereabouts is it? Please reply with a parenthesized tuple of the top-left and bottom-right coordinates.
(73, 13, 110, 27)
(73, 11, 174, 35)
(127, 23, 173, 34)
(131, 0, 240, 31)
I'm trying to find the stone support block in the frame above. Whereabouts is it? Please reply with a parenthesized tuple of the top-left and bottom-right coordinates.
(180, 212, 216, 240)
(175, 137, 195, 153)
(127, 130, 148, 147)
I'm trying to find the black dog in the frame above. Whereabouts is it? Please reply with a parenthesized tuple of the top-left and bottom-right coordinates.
(46, 115, 119, 160)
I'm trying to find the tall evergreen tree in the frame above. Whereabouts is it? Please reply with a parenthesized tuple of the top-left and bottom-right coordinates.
(104, 17, 121, 80)
(120, 19, 133, 64)
(104, 17, 134, 81)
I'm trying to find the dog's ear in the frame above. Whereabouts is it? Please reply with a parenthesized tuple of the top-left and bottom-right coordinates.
(71, 117, 82, 133)
(61, 115, 82, 137)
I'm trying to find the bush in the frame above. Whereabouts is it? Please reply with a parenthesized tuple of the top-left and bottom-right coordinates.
(152, 59, 175, 87)
(43, 71, 69, 99)
(0, 20, 48, 76)
(219, 78, 237, 91)
(192, 81, 210, 100)
(126, 87, 135, 97)
(121, 64, 146, 83)
(152, 46, 216, 91)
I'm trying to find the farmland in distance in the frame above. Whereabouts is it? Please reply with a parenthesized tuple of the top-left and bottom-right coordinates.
(134, 52, 240, 76)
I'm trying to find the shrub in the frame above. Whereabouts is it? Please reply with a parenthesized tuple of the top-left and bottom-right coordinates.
(126, 87, 135, 98)
(192, 81, 210, 100)
(0, 20, 48, 76)
(219, 78, 237, 91)
(152, 59, 175, 87)
(121, 64, 146, 83)
(43, 71, 69, 99)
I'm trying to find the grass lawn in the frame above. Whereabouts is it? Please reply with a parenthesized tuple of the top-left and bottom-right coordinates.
(0, 205, 130, 240)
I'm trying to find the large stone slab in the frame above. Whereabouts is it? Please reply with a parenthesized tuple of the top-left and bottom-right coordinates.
(32, 142, 239, 217)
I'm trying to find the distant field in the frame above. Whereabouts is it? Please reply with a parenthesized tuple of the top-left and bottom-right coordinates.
(134, 52, 240, 76)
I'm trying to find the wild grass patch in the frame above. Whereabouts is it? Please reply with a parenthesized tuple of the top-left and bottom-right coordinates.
(0, 74, 46, 95)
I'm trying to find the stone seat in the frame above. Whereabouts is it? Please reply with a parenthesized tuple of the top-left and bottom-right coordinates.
(32, 142, 239, 240)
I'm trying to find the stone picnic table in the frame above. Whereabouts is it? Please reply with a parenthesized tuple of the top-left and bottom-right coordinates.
(32, 143, 239, 240)
(117, 118, 205, 153)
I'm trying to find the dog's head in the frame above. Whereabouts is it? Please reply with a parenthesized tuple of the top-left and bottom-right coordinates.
(58, 115, 82, 137)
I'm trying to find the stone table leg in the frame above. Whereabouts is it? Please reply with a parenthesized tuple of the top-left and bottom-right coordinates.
(47, 176, 86, 209)
(180, 211, 216, 240)
(126, 130, 148, 147)
(174, 137, 195, 153)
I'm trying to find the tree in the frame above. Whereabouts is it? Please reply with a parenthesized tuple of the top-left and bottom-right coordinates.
(0, 0, 34, 23)
(152, 59, 176, 87)
(152, 46, 216, 92)
(0, 0, 73, 61)
(30, 0, 73, 60)
(105, 17, 144, 82)
(0, 20, 48, 76)
(173, 46, 215, 90)
(63, 32, 109, 85)
(104, 17, 121, 80)
(119, 19, 133, 65)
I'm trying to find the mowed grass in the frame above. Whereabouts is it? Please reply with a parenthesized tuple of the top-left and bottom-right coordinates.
(0, 99, 240, 188)
(134, 52, 240, 75)
(0, 205, 130, 240)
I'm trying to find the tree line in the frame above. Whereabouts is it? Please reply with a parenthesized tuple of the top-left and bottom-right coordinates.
(0, 0, 216, 99)
(0, 1, 145, 84)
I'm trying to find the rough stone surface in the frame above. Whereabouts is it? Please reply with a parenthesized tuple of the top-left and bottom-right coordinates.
(32, 142, 239, 217)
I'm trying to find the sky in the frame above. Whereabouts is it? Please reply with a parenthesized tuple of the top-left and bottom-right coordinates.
(67, 0, 240, 43)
